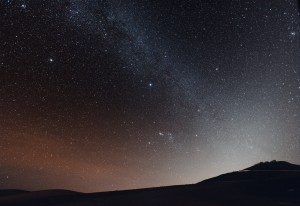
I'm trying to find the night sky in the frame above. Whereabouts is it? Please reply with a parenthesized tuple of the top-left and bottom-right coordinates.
(0, 0, 300, 192)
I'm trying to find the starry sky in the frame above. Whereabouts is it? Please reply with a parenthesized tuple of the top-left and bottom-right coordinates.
(0, 0, 300, 192)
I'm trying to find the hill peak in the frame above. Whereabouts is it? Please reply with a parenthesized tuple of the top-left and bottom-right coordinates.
(244, 160, 300, 171)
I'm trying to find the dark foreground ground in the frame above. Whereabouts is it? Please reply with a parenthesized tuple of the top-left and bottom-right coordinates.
(1, 161, 300, 206)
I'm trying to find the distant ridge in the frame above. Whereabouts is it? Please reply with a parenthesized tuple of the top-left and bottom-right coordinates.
(244, 160, 300, 171)
(1, 161, 300, 206)
(200, 161, 300, 184)
(0, 190, 28, 197)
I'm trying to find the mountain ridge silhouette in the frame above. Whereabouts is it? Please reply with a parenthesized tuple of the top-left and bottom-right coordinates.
(244, 160, 300, 171)
(1, 160, 300, 206)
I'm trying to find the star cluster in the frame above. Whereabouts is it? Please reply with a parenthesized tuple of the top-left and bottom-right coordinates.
(0, 0, 300, 192)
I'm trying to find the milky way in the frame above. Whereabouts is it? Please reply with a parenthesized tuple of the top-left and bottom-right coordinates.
(0, 0, 300, 192)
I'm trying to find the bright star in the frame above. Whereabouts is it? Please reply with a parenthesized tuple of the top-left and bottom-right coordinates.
(290, 31, 296, 36)
(148, 83, 153, 87)
(48, 58, 54, 63)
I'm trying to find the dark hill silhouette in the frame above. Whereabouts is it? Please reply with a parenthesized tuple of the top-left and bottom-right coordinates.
(244, 160, 300, 171)
(200, 160, 300, 184)
(0, 190, 29, 197)
(1, 161, 300, 206)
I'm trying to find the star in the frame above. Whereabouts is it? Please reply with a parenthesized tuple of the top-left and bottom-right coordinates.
(1, 0, 300, 193)
(69, 9, 79, 14)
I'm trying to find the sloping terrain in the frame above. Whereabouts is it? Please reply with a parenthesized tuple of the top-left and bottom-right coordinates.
(1, 161, 300, 206)
(244, 161, 300, 171)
